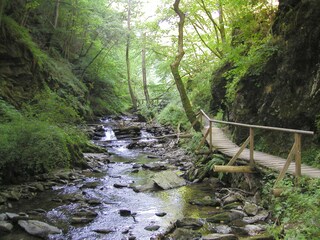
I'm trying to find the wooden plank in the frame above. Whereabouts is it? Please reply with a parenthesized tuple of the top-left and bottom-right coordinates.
(227, 137, 250, 166)
(214, 165, 254, 173)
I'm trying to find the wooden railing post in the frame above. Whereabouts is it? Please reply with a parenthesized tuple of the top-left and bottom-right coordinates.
(249, 128, 254, 166)
(295, 133, 301, 178)
(209, 121, 213, 152)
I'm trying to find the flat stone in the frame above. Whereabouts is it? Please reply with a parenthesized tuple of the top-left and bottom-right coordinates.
(144, 225, 160, 231)
(119, 209, 131, 216)
(189, 196, 221, 207)
(152, 171, 186, 190)
(207, 210, 245, 224)
(18, 220, 61, 237)
(142, 163, 167, 171)
(0, 221, 13, 233)
(86, 198, 102, 205)
(202, 233, 238, 240)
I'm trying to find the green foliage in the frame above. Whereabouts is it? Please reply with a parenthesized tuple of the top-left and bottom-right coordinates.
(0, 119, 71, 183)
(0, 99, 22, 123)
(1, 16, 48, 68)
(23, 89, 82, 125)
(194, 154, 226, 180)
(157, 101, 189, 130)
(269, 178, 320, 239)
(302, 147, 320, 168)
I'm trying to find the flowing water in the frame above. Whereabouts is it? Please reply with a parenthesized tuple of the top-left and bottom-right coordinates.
(1, 119, 217, 240)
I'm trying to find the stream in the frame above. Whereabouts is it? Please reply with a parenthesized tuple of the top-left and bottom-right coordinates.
(0, 116, 272, 240)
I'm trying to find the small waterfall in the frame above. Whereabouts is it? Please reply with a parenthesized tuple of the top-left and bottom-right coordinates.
(101, 127, 117, 141)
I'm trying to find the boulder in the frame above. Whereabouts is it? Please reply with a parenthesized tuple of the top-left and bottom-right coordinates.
(82, 181, 100, 189)
(18, 220, 61, 238)
(189, 196, 221, 207)
(152, 171, 186, 190)
(142, 163, 167, 171)
(155, 212, 167, 217)
(207, 210, 245, 224)
(93, 228, 115, 234)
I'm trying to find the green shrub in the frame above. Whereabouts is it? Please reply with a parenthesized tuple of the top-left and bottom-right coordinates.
(157, 102, 189, 130)
(0, 119, 84, 183)
(269, 178, 320, 239)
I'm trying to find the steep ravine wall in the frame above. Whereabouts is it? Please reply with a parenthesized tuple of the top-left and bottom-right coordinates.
(211, 0, 320, 149)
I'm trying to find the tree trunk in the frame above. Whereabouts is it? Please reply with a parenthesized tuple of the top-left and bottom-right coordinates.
(171, 0, 200, 132)
(218, 0, 226, 43)
(142, 32, 150, 105)
(126, 0, 137, 109)
(53, 0, 60, 29)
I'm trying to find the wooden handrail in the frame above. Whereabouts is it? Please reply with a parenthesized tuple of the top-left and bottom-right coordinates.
(199, 109, 314, 135)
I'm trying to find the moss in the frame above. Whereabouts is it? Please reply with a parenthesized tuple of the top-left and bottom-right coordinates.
(1, 16, 48, 69)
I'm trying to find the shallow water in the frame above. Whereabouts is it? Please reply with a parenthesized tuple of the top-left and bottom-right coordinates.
(1, 123, 218, 240)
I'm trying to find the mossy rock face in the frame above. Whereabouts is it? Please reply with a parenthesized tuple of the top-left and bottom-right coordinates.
(207, 210, 245, 223)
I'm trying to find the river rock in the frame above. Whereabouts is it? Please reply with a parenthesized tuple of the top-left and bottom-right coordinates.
(0, 221, 13, 233)
(244, 224, 267, 236)
(155, 212, 167, 217)
(114, 183, 128, 188)
(131, 182, 155, 192)
(0, 213, 7, 221)
(171, 228, 202, 240)
(132, 163, 141, 169)
(176, 218, 203, 230)
(82, 181, 100, 189)
(0, 195, 7, 204)
(212, 225, 232, 234)
(71, 217, 94, 224)
(223, 193, 244, 205)
(18, 220, 61, 238)
(202, 233, 238, 240)
(142, 163, 167, 171)
(86, 198, 102, 205)
(243, 202, 259, 216)
(152, 171, 186, 190)
(242, 210, 269, 224)
(144, 225, 160, 231)
(93, 228, 115, 234)
(207, 210, 245, 224)
(74, 209, 98, 218)
(190, 196, 221, 207)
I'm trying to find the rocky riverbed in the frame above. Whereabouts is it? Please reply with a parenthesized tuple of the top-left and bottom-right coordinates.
(0, 115, 274, 239)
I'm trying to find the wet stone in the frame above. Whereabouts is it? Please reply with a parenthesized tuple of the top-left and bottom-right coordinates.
(0, 221, 13, 233)
(155, 212, 167, 217)
(0, 213, 7, 221)
(243, 210, 269, 224)
(82, 181, 100, 189)
(202, 233, 238, 240)
(176, 218, 203, 230)
(93, 228, 115, 234)
(114, 183, 128, 188)
(244, 224, 267, 236)
(189, 196, 221, 207)
(171, 228, 202, 240)
(71, 217, 94, 224)
(119, 209, 131, 216)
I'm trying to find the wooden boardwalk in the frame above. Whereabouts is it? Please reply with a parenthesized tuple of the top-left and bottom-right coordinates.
(197, 111, 320, 179)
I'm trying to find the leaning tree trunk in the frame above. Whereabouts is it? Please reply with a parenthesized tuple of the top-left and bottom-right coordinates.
(126, 0, 137, 110)
(142, 32, 150, 105)
(170, 0, 200, 132)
